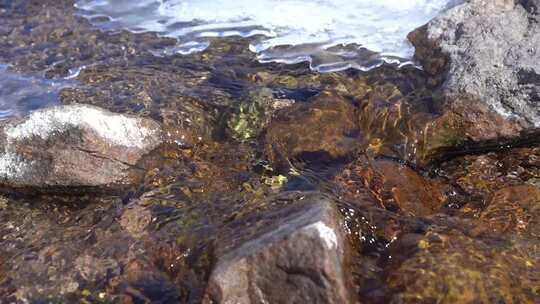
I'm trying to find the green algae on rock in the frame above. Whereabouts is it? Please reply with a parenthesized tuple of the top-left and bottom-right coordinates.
(224, 88, 294, 142)
(387, 228, 540, 304)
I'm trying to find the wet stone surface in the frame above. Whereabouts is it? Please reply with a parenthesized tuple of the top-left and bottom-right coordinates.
(0, 104, 163, 191)
(205, 192, 355, 304)
(0, 0, 539, 303)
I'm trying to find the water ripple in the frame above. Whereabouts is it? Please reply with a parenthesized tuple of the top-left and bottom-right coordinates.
(75, 0, 462, 72)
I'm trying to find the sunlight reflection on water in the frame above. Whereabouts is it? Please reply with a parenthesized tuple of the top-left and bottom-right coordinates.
(75, 0, 461, 72)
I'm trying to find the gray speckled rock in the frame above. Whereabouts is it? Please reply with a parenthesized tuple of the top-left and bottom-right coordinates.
(0, 104, 162, 190)
(410, 0, 540, 129)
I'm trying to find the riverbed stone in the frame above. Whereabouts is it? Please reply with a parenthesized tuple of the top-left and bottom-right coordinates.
(480, 185, 540, 235)
(0, 104, 162, 190)
(387, 228, 540, 304)
(265, 91, 360, 171)
(205, 193, 355, 304)
(440, 147, 540, 197)
(359, 83, 523, 165)
(409, 0, 540, 138)
(335, 157, 458, 216)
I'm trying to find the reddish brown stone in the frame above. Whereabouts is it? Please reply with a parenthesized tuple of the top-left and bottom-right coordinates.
(360, 90, 523, 166)
(480, 185, 540, 234)
(336, 157, 455, 216)
(440, 147, 540, 198)
(265, 91, 360, 171)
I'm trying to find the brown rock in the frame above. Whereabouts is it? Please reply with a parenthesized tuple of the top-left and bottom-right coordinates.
(480, 185, 540, 234)
(265, 91, 360, 171)
(336, 157, 455, 216)
(120, 202, 152, 237)
(387, 228, 540, 304)
(440, 147, 540, 198)
(360, 88, 523, 165)
(121, 260, 181, 303)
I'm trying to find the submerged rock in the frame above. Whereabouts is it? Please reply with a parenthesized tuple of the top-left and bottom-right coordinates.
(440, 147, 540, 198)
(387, 228, 540, 304)
(480, 185, 540, 235)
(224, 88, 295, 143)
(409, 0, 540, 138)
(265, 92, 360, 171)
(335, 157, 458, 216)
(359, 84, 522, 165)
(205, 192, 355, 304)
(0, 104, 162, 190)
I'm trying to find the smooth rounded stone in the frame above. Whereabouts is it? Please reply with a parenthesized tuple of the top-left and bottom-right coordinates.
(0, 104, 162, 190)
(409, 0, 540, 136)
(204, 193, 356, 304)
(265, 91, 360, 171)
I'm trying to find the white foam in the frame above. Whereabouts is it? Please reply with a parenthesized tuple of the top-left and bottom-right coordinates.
(75, 0, 461, 72)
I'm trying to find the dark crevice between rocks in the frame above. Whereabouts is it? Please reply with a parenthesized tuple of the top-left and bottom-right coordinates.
(0, 184, 136, 200)
(425, 129, 540, 168)
(517, 68, 540, 85)
(273, 88, 321, 102)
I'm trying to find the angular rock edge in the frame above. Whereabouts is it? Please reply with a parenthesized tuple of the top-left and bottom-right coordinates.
(205, 194, 355, 304)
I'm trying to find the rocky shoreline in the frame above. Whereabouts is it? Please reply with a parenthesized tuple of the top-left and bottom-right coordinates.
(0, 0, 539, 303)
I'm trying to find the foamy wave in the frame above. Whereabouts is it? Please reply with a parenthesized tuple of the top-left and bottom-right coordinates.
(75, 0, 460, 72)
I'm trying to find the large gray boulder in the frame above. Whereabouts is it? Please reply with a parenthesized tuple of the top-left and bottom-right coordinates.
(410, 0, 540, 132)
(205, 193, 355, 304)
(0, 104, 162, 190)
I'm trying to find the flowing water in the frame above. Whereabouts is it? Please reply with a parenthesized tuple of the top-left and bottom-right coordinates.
(75, 0, 460, 72)
(1, 1, 539, 303)
(0, 65, 72, 120)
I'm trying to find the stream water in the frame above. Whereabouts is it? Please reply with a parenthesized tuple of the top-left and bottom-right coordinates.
(0, 65, 71, 120)
(75, 0, 460, 72)
(0, 1, 539, 303)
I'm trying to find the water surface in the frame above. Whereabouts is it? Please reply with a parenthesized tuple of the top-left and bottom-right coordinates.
(0, 65, 71, 120)
(75, 0, 460, 72)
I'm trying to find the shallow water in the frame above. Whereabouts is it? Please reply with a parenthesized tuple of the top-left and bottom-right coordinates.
(75, 0, 460, 72)
(0, 65, 72, 120)
(1, 1, 539, 303)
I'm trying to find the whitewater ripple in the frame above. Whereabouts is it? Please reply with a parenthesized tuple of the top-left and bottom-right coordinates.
(75, 0, 461, 72)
